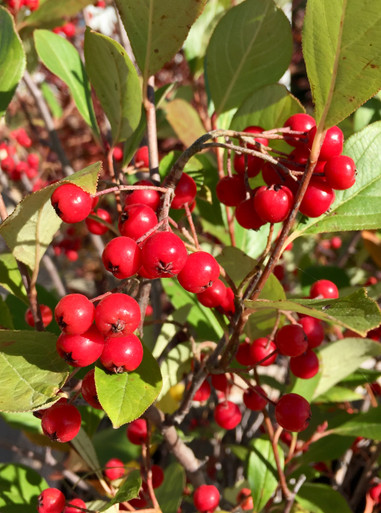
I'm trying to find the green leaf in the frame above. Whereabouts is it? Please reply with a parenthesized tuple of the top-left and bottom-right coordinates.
(71, 427, 103, 481)
(157, 343, 191, 401)
(94, 345, 162, 428)
(78, 405, 105, 439)
(340, 368, 381, 387)
(0, 254, 27, 302)
(314, 386, 362, 403)
(0, 7, 26, 118)
(353, 92, 381, 133)
(245, 289, 381, 336)
(296, 435, 354, 465)
(115, 0, 206, 86)
(0, 162, 101, 270)
(92, 426, 140, 466)
(0, 330, 69, 412)
(247, 438, 284, 513)
(289, 372, 321, 403)
(23, 0, 93, 28)
(0, 297, 13, 329)
(217, 246, 256, 285)
(40, 82, 63, 119)
(205, 0, 292, 115)
(291, 122, 381, 238)
(0, 464, 47, 512)
(313, 337, 381, 399)
(155, 463, 186, 513)
(164, 98, 205, 148)
(34, 30, 99, 138)
(331, 407, 381, 439)
(84, 29, 142, 144)
(1, 411, 42, 434)
(303, 0, 381, 129)
(296, 483, 351, 513)
(100, 470, 142, 511)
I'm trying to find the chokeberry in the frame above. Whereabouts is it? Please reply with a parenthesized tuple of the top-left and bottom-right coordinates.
(324, 155, 356, 190)
(243, 386, 268, 411)
(51, 183, 92, 224)
(254, 184, 293, 223)
(118, 203, 158, 241)
(100, 333, 143, 373)
(299, 316, 325, 348)
(25, 304, 53, 328)
(41, 403, 81, 442)
(37, 488, 66, 513)
(104, 458, 125, 480)
(102, 236, 142, 279)
(56, 325, 105, 367)
(216, 174, 246, 206)
(250, 338, 277, 366)
(275, 324, 308, 357)
(196, 279, 226, 308)
(81, 369, 102, 409)
(141, 231, 188, 278)
(214, 400, 242, 430)
(55, 293, 95, 335)
(177, 251, 220, 293)
(171, 172, 197, 209)
(275, 393, 311, 432)
(299, 179, 335, 218)
(308, 125, 344, 160)
(310, 279, 339, 299)
(193, 484, 220, 513)
(63, 498, 87, 513)
(290, 349, 320, 379)
(95, 293, 141, 337)
(85, 208, 112, 235)
(126, 418, 148, 445)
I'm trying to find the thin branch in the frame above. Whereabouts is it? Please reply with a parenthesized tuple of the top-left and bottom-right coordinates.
(145, 75, 161, 185)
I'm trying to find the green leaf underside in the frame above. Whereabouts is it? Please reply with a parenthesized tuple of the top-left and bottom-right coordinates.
(292, 122, 381, 238)
(248, 438, 284, 513)
(155, 463, 186, 513)
(71, 427, 103, 481)
(0, 7, 26, 118)
(206, 0, 292, 114)
(115, 0, 206, 84)
(164, 98, 205, 148)
(0, 330, 69, 412)
(0, 162, 101, 270)
(0, 464, 47, 511)
(84, 29, 142, 144)
(23, 0, 93, 28)
(34, 30, 99, 137)
(296, 483, 352, 513)
(303, 0, 381, 129)
(245, 288, 381, 336)
(100, 471, 141, 511)
(94, 345, 162, 428)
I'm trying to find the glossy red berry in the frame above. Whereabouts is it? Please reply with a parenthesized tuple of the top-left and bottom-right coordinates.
(81, 369, 102, 410)
(234, 152, 263, 177)
(308, 125, 344, 160)
(95, 293, 141, 337)
(37, 488, 66, 513)
(218, 286, 235, 316)
(61, 22, 76, 38)
(100, 333, 143, 373)
(177, 251, 220, 293)
(283, 113, 315, 146)
(193, 380, 211, 402)
(369, 484, 381, 503)
(104, 458, 125, 480)
(324, 155, 356, 190)
(235, 197, 266, 230)
(1, 155, 16, 175)
(196, 279, 226, 308)
(27, 153, 39, 168)
(214, 400, 242, 430)
(235, 342, 256, 366)
(310, 279, 339, 299)
(290, 349, 320, 379)
(25, 304, 53, 328)
(118, 203, 158, 241)
(150, 464, 164, 489)
(64, 498, 87, 513)
(113, 146, 123, 161)
(275, 324, 308, 357)
(125, 180, 161, 211)
(216, 174, 246, 206)
(126, 418, 148, 445)
(261, 161, 283, 186)
(275, 393, 311, 432)
(299, 316, 325, 349)
(102, 236, 142, 279)
(51, 183, 92, 224)
(250, 338, 277, 366)
(243, 386, 268, 411)
(41, 403, 81, 442)
(242, 125, 269, 149)
(210, 373, 230, 393)
(171, 172, 197, 209)
(141, 231, 187, 278)
(85, 208, 112, 235)
(55, 293, 95, 335)
(193, 484, 220, 513)
(134, 145, 149, 168)
(56, 325, 105, 367)
(254, 185, 293, 223)
(299, 179, 335, 218)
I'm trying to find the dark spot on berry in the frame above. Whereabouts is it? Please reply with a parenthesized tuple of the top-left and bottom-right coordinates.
(157, 260, 174, 275)
(57, 315, 67, 329)
(63, 351, 76, 365)
(111, 320, 125, 333)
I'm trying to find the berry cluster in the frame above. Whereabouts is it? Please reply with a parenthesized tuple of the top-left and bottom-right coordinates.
(6, 0, 39, 11)
(37, 488, 86, 513)
(0, 132, 40, 182)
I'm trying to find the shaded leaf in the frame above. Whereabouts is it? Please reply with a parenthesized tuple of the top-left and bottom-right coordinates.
(71, 427, 103, 481)
(332, 407, 381, 439)
(164, 98, 205, 148)
(84, 29, 142, 144)
(296, 483, 351, 513)
(0, 330, 69, 412)
(296, 435, 354, 465)
(0, 464, 47, 512)
(34, 30, 99, 137)
(314, 386, 362, 403)
(23, 0, 93, 29)
(0, 7, 26, 118)
(0, 254, 27, 302)
(217, 246, 256, 286)
(0, 297, 14, 329)
(94, 345, 162, 428)
(0, 162, 101, 270)
(92, 427, 140, 466)
(155, 463, 186, 513)
(303, 0, 381, 129)
(1, 411, 42, 435)
(206, 0, 292, 114)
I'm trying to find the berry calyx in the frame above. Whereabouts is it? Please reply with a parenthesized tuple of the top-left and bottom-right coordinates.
(275, 393, 311, 432)
(41, 403, 82, 442)
(100, 333, 143, 373)
(37, 488, 66, 513)
(275, 324, 308, 357)
(193, 484, 220, 513)
(126, 418, 148, 445)
(214, 400, 242, 430)
(55, 293, 95, 335)
(102, 236, 142, 279)
(177, 251, 220, 293)
(141, 231, 188, 278)
(51, 183, 93, 224)
(95, 293, 141, 337)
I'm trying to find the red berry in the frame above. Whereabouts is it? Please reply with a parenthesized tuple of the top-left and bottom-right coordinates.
(113, 146, 123, 161)
(235, 342, 256, 366)
(81, 369, 102, 409)
(330, 236, 342, 249)
(196, 279, 226, 308)
(283, 113, 315, 146)
(62, 22, 76, 38)
(299, 316, 325, 349)
(100, 333, 143, 373)
(85, 208, 112, 235)
(214, 400, 242, 430)
(141, 231, 187, 278)
(41, 403, 81, 442)
(275, 393, 311, 432)
(134, 145, 149, 168)
(233, 152, 263, 177)
(177, 251, 220, 293)
(55, 293, 95, 335)
(12, 128, 32, 147)
(310, 279, 339, 299)
(38, 488, 66, 513)
(308, 126, 344, 160)
(216, 174, 246, 206)
(369, 484, 381, 503)
(261, 162, 283, 186)
(193, 380, 211, 402)
(125, 180, 161, 211)
(56, 325, 105, 367)
(25, 304, 53, 328)
(250, 338, 277, 366)
(102, 236, 142, 279)
(63, 498, 87, 513)
(95, 293, 141, 337)
(254, 184, 293, 223)
(243, 386, 268, 411)
(290, 349, 320, 379)
(218, 286, 235, 316)
(210, 373, 230, 393)
(275, 324, 308, 357)
(104, 458, 125, 480)
(242, 125, 268, 150)
(1, 155, 15, 174)
(324, 155, 356, 190)
(51, 183, 92, 223)
(235, 197, 266, 230)
(126, 418, 148, 445)
(299, 179, 335, 218)
(150, 464, 164, 488)
(193, 484, 220, 513)
(171, 173, 197, 209)
(236, 488, 253, 511)
(118, 203, 158, 241)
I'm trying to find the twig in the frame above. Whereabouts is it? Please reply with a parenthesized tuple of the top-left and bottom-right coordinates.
(145, 76, 161, 185)
(107, 147, 122, 214)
